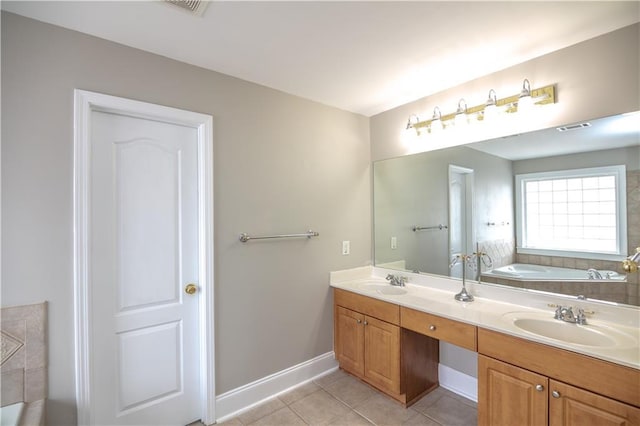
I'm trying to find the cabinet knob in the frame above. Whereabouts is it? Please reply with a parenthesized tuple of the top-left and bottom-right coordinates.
(364, 320, 368, 326)
(535, 384, 544, 392)
(429, 325, 436, 331)
(552, 390, 561, 398)
(356, 319, 362, 324)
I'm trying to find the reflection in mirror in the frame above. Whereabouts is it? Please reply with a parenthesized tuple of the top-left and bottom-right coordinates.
(374, 112, 640, 306)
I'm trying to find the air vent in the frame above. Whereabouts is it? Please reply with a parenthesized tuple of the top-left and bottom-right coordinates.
(164, 0, 209, 16)
(556, 122, 592, 132)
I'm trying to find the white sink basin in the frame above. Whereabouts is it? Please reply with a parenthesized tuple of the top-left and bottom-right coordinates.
(358, 283, 407, 295)
(502, 312, 638, 348)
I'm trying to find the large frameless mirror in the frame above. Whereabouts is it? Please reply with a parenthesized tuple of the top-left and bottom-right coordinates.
(373, 112, 640, 306)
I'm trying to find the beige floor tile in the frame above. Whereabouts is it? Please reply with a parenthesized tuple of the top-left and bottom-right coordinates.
(314, 369, 350, 389)
(402, 412, 442, 426)
(250, 407, 307, 426)
(410, 388, 447, 412)
(214, 418, 242, 426)
(323, 375, 378, 408)
(418, 394, 477, 426)
(353, 393, 417, 426)
(290, 389, 352, 425)
(327, 410, 374, 426)
(238, 397, 287, 425)
(447, 391, 477, 409)
(280, 381, 322, 405)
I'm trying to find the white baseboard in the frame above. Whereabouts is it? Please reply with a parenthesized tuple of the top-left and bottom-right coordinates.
(438, 364, 478, 402)
(215, 352, 338, 422)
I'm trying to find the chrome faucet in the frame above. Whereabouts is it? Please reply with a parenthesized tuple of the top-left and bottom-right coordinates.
(386, 274, 407, 287)
(554, 305, 587, 325)
(587, 268, 603, 279)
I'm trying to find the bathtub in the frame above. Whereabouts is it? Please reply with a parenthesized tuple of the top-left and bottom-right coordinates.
(0, 402, 24, 426)
(483, 263, 626, 282)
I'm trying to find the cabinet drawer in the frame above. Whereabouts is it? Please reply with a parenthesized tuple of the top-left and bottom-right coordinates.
(334, 288, 399, 325)
(401, 307, 477, 351)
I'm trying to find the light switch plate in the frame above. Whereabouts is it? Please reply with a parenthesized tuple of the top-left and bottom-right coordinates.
(342, 240, 350, 255)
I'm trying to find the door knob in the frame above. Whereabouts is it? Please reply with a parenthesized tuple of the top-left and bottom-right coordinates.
(185, 283, 198, 295)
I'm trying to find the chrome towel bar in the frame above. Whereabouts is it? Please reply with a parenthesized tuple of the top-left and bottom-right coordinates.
(412, 224, 448, 231)
(239, 230, 319, 243)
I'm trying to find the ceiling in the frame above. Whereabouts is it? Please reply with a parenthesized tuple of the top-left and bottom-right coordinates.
(469, 111, 640, 161)
(2, 1, 639, 117)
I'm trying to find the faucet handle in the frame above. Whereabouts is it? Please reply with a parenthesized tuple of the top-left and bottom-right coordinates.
(575, 308, 588, 325)
(553, 306, 563, 320)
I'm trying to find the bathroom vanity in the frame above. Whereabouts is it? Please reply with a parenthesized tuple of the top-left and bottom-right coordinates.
(331, 267, 640, 425)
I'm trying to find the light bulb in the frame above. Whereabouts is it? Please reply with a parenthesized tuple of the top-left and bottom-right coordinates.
(518, 79, 534, 113)
(484, 89, 498, 121)
(431, 107, 443, 133)
(455, 99, 468, 127)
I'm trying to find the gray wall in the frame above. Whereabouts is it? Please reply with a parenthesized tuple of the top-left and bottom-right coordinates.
(1, 12, 371, 425)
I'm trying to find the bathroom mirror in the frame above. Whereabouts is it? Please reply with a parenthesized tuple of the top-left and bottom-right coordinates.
(373, 112, 640, 306)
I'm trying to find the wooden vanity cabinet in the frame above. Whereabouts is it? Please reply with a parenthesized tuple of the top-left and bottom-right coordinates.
(335, 306, 366, 377)
(478, 329, 640, 426)
(334, 289, 437, 405)
(335, 305, 401, 394)
(479, 355, 548, 426)
(548, 380, 640, 425)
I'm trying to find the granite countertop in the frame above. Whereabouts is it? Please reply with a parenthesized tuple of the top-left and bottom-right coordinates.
(330, 266, 640, 370)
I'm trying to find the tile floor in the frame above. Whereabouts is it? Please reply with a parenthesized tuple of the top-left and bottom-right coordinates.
(215, 369, 477, 426)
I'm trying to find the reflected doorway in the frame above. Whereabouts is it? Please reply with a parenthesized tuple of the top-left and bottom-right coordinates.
(449, 165, 475, 279)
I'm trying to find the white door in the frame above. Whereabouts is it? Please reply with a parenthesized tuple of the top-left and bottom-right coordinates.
(89, 111, 201, 425)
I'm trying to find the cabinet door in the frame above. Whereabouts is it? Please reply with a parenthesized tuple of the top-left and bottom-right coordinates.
(479, 355, 548, 426)
(364, 316, 401, 395)
(549, 380, 640, 426)
(335, 306, 365, 376)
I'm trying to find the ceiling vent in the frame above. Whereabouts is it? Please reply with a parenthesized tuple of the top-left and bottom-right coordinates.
(164, 0, 209, 17)
(556, 122, 592, 132)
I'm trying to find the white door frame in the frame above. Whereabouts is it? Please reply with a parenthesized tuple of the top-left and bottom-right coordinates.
(73, 90, 215, 425)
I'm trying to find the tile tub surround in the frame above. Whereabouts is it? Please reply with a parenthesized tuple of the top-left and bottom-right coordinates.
(218, 369, 477, 425)
(1, 302, 47, 420)
(330, 266, 640, 370)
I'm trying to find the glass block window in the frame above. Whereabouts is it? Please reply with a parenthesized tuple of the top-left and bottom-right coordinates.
(516, 165, 627, 259)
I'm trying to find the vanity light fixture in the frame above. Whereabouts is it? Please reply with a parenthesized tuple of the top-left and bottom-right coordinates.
(517, 78, 534, 113)
(622, 247, 640, 273)
(406, 114, 421, 133)
(484, 89, 498, 121)
(405, 79, 556, 135)
(454, 98, 468, 127)
(430, 106, 444, 133)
